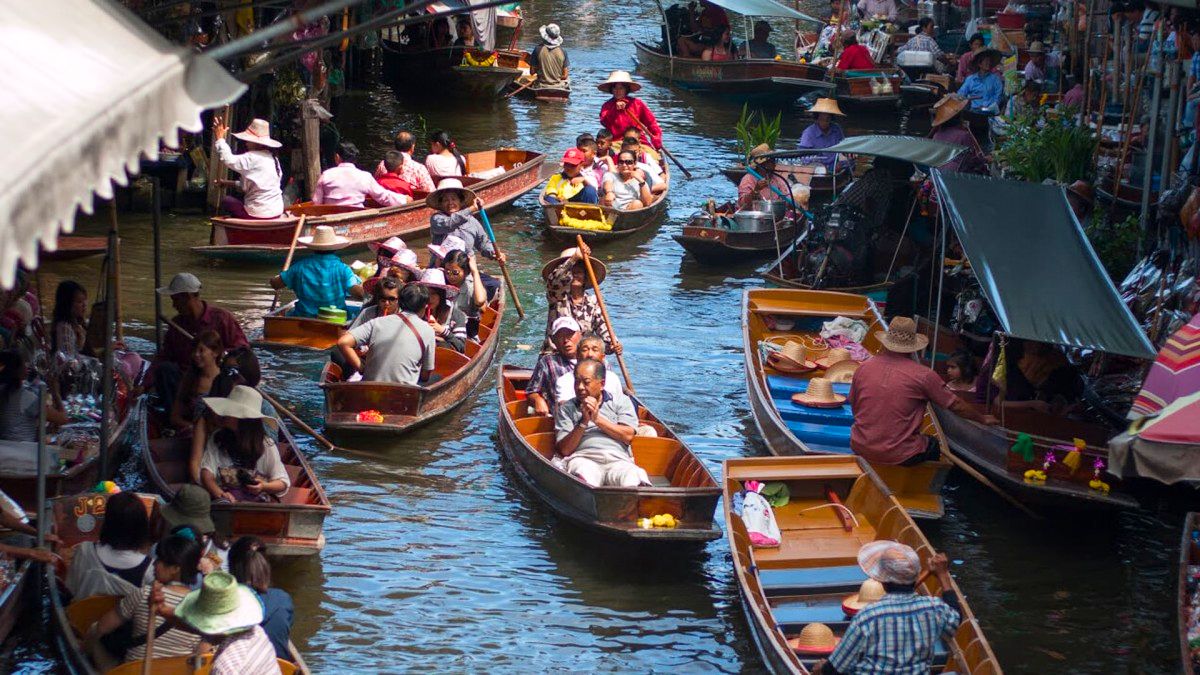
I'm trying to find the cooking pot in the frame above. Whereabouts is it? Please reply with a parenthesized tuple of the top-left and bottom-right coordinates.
(752, 199, 788, 220)
(733, 210, 776, 233)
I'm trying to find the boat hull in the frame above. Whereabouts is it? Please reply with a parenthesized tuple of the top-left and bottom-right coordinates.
(380, 43, 528, 98)
(541, 194, 669, 243)
(674, 221, 797, 262)
(829, 68, 904, 111)
(258, 300, 353, 351)
(634, 41, 832, 103)
(0, 554, 30, 644)
(1182, 512, 1198, 675)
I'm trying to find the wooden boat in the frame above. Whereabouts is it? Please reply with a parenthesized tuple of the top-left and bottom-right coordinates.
(496, 364, 721, 541)
(540, 185, 670, 243)
(828, 68, 904, 111)
(257, 299, 362, 351)
(43, 492, 304, 674)
(634, 41, 834, 103)
(380, 41, 529, 98)
(0, 551, 30, 645)
(522, 83, 571, 102)
(140, 398, 331, 555)
(742, 288, 950, 519)
(720, 162, 853, 199)
(193, 148, 544, 262)
(724, 454, 1000, 674)
(673, 209, 800, 262)
(1097, 172, 1159, 212)
(319, 289, 504, 435)
(41, 236, 109, 262)
(763, 259, 894, 302)
(1181, 512, 1199, 675)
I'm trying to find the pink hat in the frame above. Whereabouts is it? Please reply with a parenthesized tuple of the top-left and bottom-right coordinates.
(388, 248, 422, 275)
(562, 148, 585, 166)
(417, 268, 459, 298)
(428, 235, 468, 261)
(370, 236, 408, 254)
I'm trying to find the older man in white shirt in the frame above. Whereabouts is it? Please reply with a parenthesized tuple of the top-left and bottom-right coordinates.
(212, 118, 284, 219)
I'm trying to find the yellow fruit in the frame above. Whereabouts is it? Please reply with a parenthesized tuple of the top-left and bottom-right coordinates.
(652, 514, 667, 527)
(638, 518, 653, 529)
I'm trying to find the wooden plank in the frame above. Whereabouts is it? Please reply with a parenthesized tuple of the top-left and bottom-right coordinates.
(724, 461, 863, 482)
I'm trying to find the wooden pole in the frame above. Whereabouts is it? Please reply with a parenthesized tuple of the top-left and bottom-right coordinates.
(1114, 21, 1158, 198)
(107, 201, 122, 341)
(271, 215, 308, 312)
(206, 106, 232, 213)
(477, 206, 525, 319)
(1091, 38, 1110, 167)
(302, 100, 322, 200)
(575, 235, 635, 394)
(142, 602, 158, 674)
(152, 177, 163, 352)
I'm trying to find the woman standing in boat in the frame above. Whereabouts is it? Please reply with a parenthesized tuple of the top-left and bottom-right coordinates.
(598, 71, 663, 150)
(929, 95, 987, 174)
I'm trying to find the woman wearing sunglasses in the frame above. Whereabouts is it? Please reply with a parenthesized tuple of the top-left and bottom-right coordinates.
(602, 150, 653, 211)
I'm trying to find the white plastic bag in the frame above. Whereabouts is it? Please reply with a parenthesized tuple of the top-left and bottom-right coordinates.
(742, 490, 782, 548)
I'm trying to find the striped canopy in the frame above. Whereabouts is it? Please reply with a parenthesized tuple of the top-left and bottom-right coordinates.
(1129, 313, 1200, 418)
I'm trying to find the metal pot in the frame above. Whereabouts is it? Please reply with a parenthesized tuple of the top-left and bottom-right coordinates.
(688, 211, 715, 228)
(752, 199, 788, 220)
(733, 210, 776, 233)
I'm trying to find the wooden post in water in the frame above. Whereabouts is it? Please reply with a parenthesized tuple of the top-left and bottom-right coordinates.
(206, 106, 232, 213)
(302, 99, 322, 200)
(107, 201, 122, 341)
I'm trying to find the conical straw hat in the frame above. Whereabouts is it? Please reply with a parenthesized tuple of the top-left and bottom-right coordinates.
(791, 377, 847, 408)
(808, 97, 846, 117)
(787, 622, 839, 655)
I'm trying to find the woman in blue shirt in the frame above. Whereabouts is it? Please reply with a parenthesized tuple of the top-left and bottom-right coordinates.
(957, 49, 1004, 113)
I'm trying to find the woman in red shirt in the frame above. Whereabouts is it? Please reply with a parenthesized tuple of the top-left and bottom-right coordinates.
(836, 31, 876, 70)
(598, 71, 663, 150)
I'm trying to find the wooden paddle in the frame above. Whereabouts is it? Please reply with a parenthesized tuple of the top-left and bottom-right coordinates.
(628, 115, 692, 179)
(504, 73, 538, 99)
(270, 214, 308, 312)
(937, 439, 1042, 520)
(142, 600, 157, 675)
(477, 202, 525, 319)
(575, 235, 634, 394)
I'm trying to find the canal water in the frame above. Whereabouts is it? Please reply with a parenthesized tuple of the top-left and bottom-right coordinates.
(4, 0, 1184, 672)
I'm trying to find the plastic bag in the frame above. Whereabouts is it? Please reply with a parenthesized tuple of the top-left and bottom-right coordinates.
(741, 483, 782, 548)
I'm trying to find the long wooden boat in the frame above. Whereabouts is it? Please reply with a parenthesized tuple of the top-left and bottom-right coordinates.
(1182, 512, 1199, 675)
(763, 264, 894, 301)
(258, 299, 361, 351)
(523, 83, 571, 102)
(193, 148, 544, 262)
(43, 492, 303, 674)
(1097, 172, 1159, 212)
(674, 211, 800, 263)
(139, 398, 331, 555)
(41, 236, 110, 263)
(720, 162, 853, 201)
(634, 41, 834, 103)
(724, 455, 1001, 674)
(381, 41, 529, 98)
(828, 68, 903, 111)
(0, 550, 30, 646)
(742, 288, 950, 519)
(497, 364, 721, 541)
(319, 288, 504, 435)
(540, 187, 670, 243)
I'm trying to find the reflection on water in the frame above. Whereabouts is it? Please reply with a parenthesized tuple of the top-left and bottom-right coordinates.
(8, 0, 1183, 671)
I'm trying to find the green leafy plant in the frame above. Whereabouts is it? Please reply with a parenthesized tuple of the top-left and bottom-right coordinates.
(734, 104, 782, 161)
(1084, 212, 1140, 281)
(994, 114, 1095, 184)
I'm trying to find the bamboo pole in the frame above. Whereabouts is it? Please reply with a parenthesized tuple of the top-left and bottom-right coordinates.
(270, 215, 308, 312)
(142, 602, 158, 675)
(575, 236, 634, 394)
(1112, 23, 1155, 193)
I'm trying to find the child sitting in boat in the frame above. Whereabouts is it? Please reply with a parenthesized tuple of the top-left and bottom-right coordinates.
(944, 351, 977, 393)
(427, 180, 507, 265)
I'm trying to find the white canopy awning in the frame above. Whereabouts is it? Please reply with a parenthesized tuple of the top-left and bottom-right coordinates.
(701, 0, 822, 22)
(0, 0, 245, 288)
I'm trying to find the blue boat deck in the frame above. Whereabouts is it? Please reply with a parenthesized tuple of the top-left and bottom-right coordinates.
(766, 375, 854, 455)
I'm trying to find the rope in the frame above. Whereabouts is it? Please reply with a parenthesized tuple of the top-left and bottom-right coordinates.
(799, 502, 860, 528)
(885, 194, 920, 282)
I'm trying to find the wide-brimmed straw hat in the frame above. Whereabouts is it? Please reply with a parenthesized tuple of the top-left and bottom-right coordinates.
(971, 48, 1001, 68)
(541, 248, 607, 285)
(202, 385, 275, 423)
(815, 348, 852, 370)
(825, 358, 861, 384)
(369, 236, 408, 254)
(299, 225, 350, 251)
(162, 484, 215, 534)
(598, 70, 642, 94)
(539, 23, 563, 47)
(767, 340, 818, 373)
(842, 578, 887, 616)
(876, 316, 929, 353)
(808, 98, 846, 117)
(231, 118, 282, 149)
(931, 94, 969, 127)
(418, 268, 460, 298)
(787, 623, 840, 655)
(791, 377, 847, 408)
(175, 571, 264, 636)
(427, 234, 468, 261)
(425, 178, 478, 211)
(747, 143, 775, 167)
(858, 540, 921, 584)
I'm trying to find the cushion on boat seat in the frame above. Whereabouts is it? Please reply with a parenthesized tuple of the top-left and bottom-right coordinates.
(758, 565, 868, 595)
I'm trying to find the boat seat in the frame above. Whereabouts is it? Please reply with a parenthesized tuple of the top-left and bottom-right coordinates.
(767, 376, 852, 402)
(285, 463, 304, 487)
(281, 487, 313, 505)
(753, 529, 878, 569)
(67, 595, 119, 636)
(758, 565, 867, 595)
(647, 475, 672, 487)
(771, 596, 851, 628)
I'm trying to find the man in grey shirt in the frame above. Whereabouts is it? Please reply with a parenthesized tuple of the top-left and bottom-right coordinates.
(554, 359, 649, 487)
(337, 283, 436, 384)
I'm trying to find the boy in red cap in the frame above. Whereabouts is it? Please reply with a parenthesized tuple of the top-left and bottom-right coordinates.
(541, 148, 600, 204)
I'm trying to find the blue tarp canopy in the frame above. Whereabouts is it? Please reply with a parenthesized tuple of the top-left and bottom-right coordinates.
(932, 171, 1155, 359)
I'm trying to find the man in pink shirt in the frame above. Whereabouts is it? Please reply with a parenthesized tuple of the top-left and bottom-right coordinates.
(315, 142, 410, 209)
(849, 317, 998, 465)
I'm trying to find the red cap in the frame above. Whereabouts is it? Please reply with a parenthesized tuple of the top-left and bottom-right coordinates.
(562, 148, 585, 165)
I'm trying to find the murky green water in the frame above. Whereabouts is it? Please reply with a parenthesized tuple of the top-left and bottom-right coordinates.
(5, 2, 1185, 672)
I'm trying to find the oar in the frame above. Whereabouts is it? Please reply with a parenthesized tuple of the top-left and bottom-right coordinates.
(270, 214, 307, 312)
(744, 165, 812, 218)
(628, 115, 692, 179)
(937, 438, 1042, 519)
(576, 235, 635, 394)
(142, 601, 157, 675)
(477, 204, 525, 320)
(504, 73, 538, 99)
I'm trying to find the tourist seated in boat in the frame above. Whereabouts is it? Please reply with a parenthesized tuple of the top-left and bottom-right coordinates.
(169, 330, 224, 431)
(857, 0, 897, 19)
(1060, 73, 1084, 109)
(930, 96, 988, 174)
(543, 148, 601, 204)
(364, 237, 421, 297)
(374, 130, 435, 193)
(701, 26, 737, 61)
(50, 279, 101, 398)
(799, 98, 848, 171)
(955, 33, 986, 84)
(337, 282, 437, 385)
(596, 129, 618, 162)
(229, 536, 294, 659)
(418, 268, 469, 353)
(1023, 41, 1052, 84)
(164, 570, 281, 675)
(578, 137, 612, 188)
(314, 142, 410, 209)
(196, 386, 290, 503)
(1004, 78, 1043, 119)
(426, 130, 467, 179)
(439, 249, 489, 338)
(65, 491, 152, 599)
(527, 316, 584, 416)
(268, 225, 364, 319)
(557, 333, 627, 405)
(453, 16, 480, 48)
(543, 244, 619, 354)
(618, 135, 666, 194)
(531, 23, 570, 89)
(848, 317, 997, 466)
(675, 0, 730, 58)
(743, 20, 778, 59)
(86, 532, 204, 667)
(956, 48, 1004, 112)
(737, 145, 790, 210)
(375, 151, 415, 199)
(603, 150, 655, 210)
(0, 349, 68, 442)
(897, 18, 950, 73)
(813, 543, 960, 675)
(348, 277, 402, 334)
(836, 31, 876, 70)
(599, 71, 663, 150)
(163, 487, 230, 574)
(428, 179, 506, 263)
(211, 117, 284, 220)
(555, 359, 651, 487)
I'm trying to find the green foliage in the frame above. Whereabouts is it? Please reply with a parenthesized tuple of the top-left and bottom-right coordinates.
(1084, 211, 1140, 281)
(734, 104, 782, 160)
(994, 114, 1095, 184)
